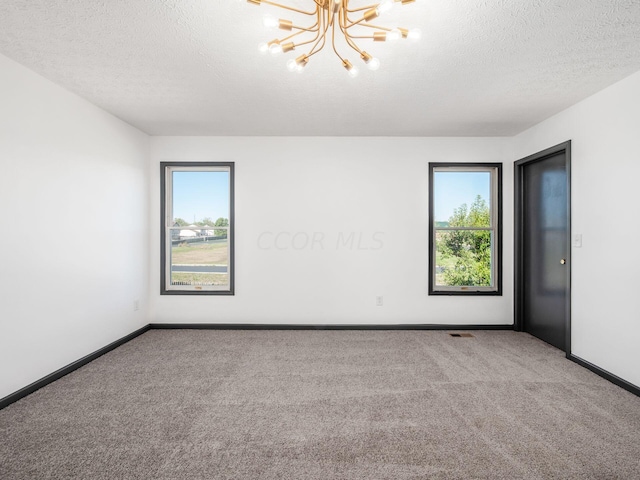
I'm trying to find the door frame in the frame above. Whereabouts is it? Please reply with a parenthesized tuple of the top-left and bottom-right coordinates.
(514, 141, 572, 355)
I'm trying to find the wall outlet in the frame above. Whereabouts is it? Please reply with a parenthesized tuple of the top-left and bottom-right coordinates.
(376, 296, 383, 307)
(133, 300, 139, 312)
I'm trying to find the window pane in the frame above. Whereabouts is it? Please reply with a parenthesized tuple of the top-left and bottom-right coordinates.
(541, 169, 567, 229)
(435, 230, 492, 287)
(172, 171, 229, 225)
(433, 171, 491, 227)
(171, 235, 229, 288)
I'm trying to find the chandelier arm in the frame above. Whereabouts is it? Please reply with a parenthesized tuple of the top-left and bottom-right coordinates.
(275, 29, 307, 43)
(353, 22, 392, 31)
(290, 22, 322, 48)
(343, 13, 359, 29)
(290, 23, 320, 32)
(340, 8, 365, 55)
(343, 12, 378, 30)
(345, 16, 369, 28)
(346, 3, 380, 13)
(259, 0, 317, 16)
(306, 7, 329, 57)
(344, 37, 364, 55)
(343, 12, 394, 35)
(331, 14, 347, 62)
(307, 31, 327, 57)
(346, 25, 393, 33)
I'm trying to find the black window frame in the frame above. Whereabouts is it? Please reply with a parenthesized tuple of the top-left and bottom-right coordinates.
(428, 162, 502, 296)
(160, 161, 235, 295)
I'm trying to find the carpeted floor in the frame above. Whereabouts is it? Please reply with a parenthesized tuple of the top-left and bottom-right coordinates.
(1, 329, 639, 479)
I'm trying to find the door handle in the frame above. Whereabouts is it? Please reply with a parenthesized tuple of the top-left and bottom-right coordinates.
(560, 259, 566, 265)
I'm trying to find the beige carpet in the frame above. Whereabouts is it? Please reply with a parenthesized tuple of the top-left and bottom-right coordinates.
(1, 329, 639, 479)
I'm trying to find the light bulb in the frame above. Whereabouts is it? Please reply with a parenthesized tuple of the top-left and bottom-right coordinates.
(348, 66, 359, 78)
(367, 57, 381, 71)
(262, 15, 279, 28)
(377, 0, 394, 15)
(408, 28, 422, 41)
(292, 54, 309, 73)
(269, 43, 282, 55)
(287, 58, 307, 73)
(388, 28, 401, 41)
(258, 42, 269, 54)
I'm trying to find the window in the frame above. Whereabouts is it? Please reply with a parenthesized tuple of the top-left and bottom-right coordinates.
(429, 163, 502, 295)
(161, 162, 234, 295)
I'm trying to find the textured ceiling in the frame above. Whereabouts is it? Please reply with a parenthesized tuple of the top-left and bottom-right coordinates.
(1, 0, 639, 136)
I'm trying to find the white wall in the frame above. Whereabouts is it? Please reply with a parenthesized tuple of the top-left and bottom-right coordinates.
(0, 54, 150, 399)
(150, 137, 513, 326)
(513, 71, 640, 388)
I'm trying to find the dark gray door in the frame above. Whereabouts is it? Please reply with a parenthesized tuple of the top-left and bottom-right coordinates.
(516, 144, 570, 352)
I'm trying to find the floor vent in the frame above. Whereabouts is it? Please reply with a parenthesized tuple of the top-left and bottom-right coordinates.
(449, 333, 474, 338)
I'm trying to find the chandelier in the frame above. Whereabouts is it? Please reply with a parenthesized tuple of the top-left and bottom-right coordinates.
(246, 0, 421, 76)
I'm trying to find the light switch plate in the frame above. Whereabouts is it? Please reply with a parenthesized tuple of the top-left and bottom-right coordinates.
(573, 233, 582, 248)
